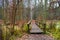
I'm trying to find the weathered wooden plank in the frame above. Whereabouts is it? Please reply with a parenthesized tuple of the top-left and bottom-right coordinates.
(30, 21, 43, 33)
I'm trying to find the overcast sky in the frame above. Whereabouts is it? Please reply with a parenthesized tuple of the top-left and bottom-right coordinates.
(0, 0, 44, 7)
(0, 0, 2, 7)
(0, 0, 59, 8)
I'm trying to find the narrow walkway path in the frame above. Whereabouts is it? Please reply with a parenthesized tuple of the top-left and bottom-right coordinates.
(30, 23, 43, 33)
(30, 20, 43, 33)
(16, 34, 54, 40)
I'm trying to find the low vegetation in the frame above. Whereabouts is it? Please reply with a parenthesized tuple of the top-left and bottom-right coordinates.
(0, 20, 60, 40)
(39, 20, 60, 40)
(0, 22, 32, 40)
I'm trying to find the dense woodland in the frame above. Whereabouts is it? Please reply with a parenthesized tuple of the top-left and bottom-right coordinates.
(0, 0, 60, 22)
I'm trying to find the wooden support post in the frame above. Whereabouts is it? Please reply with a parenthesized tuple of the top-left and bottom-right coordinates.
(27, 20, 31, 33)
(27, 24, 30, 33)
(43, 23, 46, 34)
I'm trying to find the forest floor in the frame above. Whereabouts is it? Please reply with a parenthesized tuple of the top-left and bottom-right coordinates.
(16, 34, 54, 40)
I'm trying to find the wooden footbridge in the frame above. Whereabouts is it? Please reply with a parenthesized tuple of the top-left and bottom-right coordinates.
(27, 20, 46, 34)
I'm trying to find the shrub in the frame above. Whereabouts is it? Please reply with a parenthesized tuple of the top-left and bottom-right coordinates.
(52, 29, 60, 40)
(49, 21, 60, 40)
(1, 25, 11, 40)
(23, 23, 29, 32)
(1, 25, 23, 40)
(13, 25, 23, 37)
(9, 35, 16, 40)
